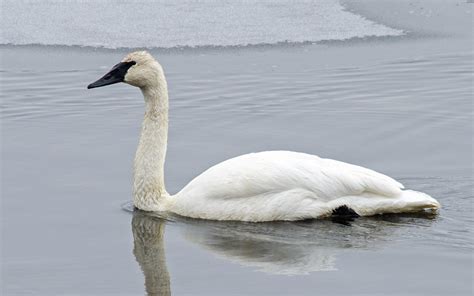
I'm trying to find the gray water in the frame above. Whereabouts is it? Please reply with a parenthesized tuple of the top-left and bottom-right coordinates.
(1, 1, 473, 295)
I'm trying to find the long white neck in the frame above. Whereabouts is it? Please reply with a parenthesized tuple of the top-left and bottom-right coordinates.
(133, 76, 170, 211)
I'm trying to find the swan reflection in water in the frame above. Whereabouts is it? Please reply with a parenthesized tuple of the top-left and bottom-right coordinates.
(131, 209, 437, 295)
(132, 211, 171, 296)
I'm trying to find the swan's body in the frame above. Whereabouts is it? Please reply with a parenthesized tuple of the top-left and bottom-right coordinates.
(88, 51, 440, 222)
(171, 151, 438, 221)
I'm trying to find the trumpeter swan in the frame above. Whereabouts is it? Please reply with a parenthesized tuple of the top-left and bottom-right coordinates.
(88, 51, 440, 222)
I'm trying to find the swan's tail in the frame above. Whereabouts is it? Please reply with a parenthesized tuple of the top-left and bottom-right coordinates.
(397, 190, 441, 212)
(336, 190, 441, 217)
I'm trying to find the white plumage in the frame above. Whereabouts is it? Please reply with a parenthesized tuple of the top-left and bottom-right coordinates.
(88, 51, 440, 222)
(171, 151, 439, 221)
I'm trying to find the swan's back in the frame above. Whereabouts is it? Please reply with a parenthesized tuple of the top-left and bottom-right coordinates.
(171, 151, 439, 221)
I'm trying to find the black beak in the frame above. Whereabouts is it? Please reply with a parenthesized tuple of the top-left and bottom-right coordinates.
(87, 61, 136, 89)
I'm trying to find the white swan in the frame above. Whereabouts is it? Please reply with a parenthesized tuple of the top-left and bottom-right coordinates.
(88, 51, 440, 222)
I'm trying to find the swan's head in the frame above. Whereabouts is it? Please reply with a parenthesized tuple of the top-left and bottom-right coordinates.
(87, 51, 163, 89)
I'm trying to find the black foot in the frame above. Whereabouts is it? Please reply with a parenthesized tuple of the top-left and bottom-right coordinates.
(331, 205, 360, 226)
(332, 205, 359, 217)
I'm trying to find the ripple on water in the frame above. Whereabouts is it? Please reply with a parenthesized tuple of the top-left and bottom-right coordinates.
(2, 52, 471, 125)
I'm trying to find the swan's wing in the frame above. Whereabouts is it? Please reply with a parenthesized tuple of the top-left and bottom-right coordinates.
(317, 157, 404, 198)
(178, 151, 403, 201)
